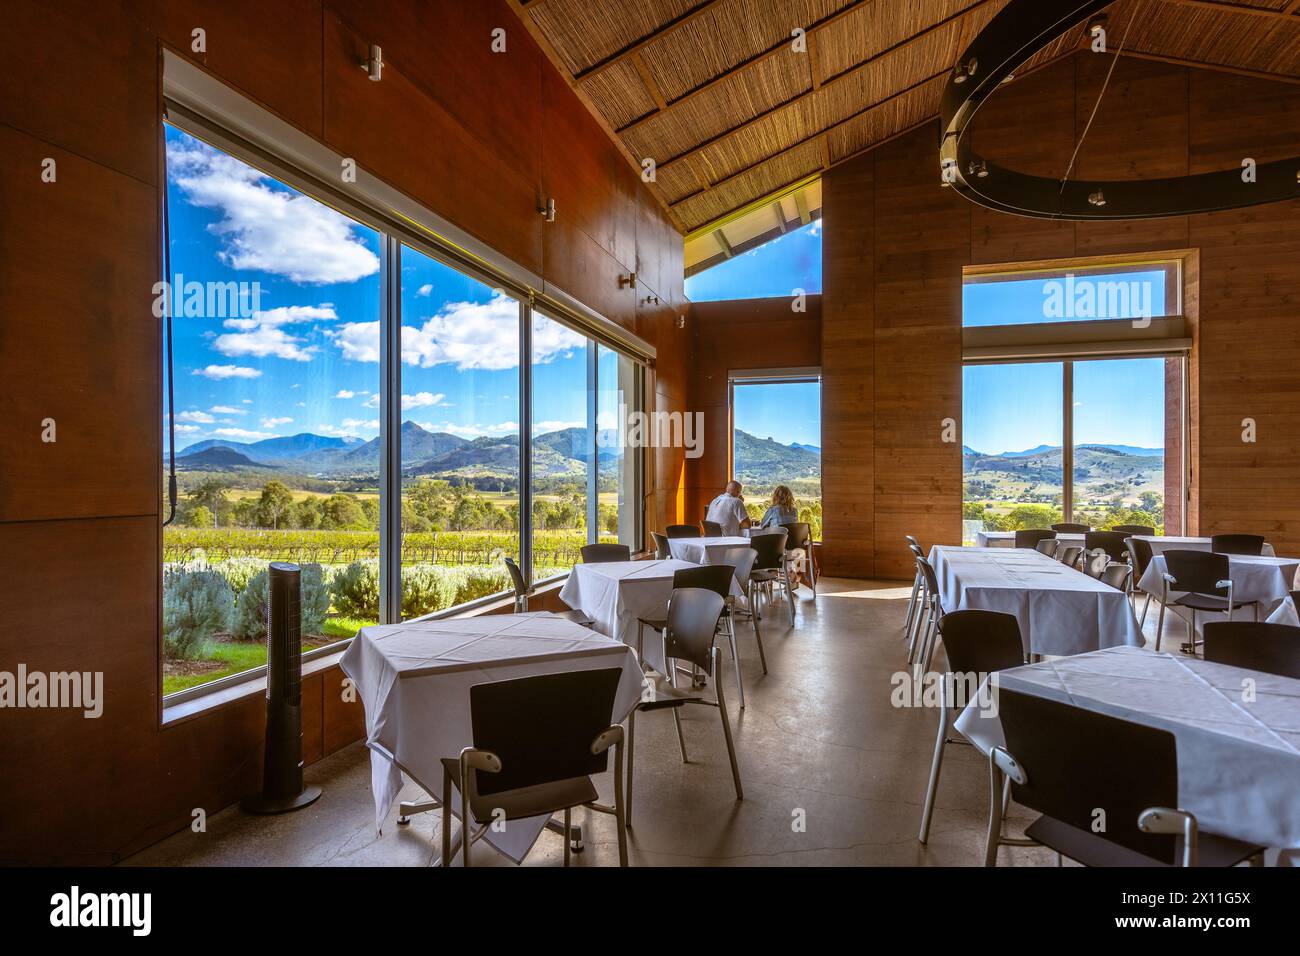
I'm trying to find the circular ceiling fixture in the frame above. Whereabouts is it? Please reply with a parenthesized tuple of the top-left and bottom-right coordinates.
(939, 0, 1300, 220)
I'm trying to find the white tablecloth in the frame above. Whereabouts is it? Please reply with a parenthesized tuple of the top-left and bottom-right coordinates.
(339, 612, 642, 863)
(975, 532, 1275, 557)
(1134, 535, 1276, 557)
(1138, 553, 1300, 632)
(955, 646, 1300, 852)
(976, 531, 1085, 549)
(1268, 599, 1300, 627)
(928, 545, 1141, 656)
(668, 535, 751, 565)
(559, 559, 739, 672)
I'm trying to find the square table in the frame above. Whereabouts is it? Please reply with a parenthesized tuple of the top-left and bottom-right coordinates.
(1137, 552, 1300, 633)
(1133, 535, 1276, 558)
(928, 545, 1142, 656)
(975, 531, 1085, 549)
(974, 531, 1275, 557)
(954, 646, 1300, 852)
(339, 612, 642, 863)
(559, 559, 739, 672)
(668, 535, 751, 565)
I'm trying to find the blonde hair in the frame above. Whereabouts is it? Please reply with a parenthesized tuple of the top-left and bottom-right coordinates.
(771, 485, 796, 512)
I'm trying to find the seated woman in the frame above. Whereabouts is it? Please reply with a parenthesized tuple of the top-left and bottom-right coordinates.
(759, 486, 808, 588)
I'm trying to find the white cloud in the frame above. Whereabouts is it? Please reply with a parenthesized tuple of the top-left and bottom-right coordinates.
(417, 284, 433, 296)
(210, 405, 244, 415)
(173, 424, 203, 435)
(242, 398, 254, 404)
(212, 427, 276, 441)
(315, 422, 366, 438)
(214, 304, 338, 362)
(194, 365, 261, 380)
(261, 416, 293, 427)
(334, 389, 355, 399)
(403, 391, 445, 411)
(807, 219, 822, 237)
(166, 137, 380, 284)
(531, 419, 584, 434)
(332, 292, 575, 371)
(418, 420, 518, 439)
(176, 410, 215, 424)
(342, 418, 380, 432)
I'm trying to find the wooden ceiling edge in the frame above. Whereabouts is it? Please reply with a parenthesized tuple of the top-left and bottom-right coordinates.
(1157, 0, 1300, 22)
(1115, 48, 1300, 86)
(504, 0, 688, 234)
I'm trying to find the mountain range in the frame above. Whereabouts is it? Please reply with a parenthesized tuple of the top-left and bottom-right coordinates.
(964, 443, 1163, 458)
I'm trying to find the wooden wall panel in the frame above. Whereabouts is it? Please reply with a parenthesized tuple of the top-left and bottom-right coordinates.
(0, 127, 160, 522)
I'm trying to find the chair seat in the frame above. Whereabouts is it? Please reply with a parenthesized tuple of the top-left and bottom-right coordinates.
(1172, 593, 1257, 613)
(1024, 814, 1261, 867)
(750, 570, 780, 582)
(555, 608, 595, 627)
(637, 617, 667, 630)
(440, 758, 598, 822)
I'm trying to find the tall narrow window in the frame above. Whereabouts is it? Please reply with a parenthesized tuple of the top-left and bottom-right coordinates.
(397, 244, 521, 618)
(162, 123, 381, 695)
(730, 373, 822, 539)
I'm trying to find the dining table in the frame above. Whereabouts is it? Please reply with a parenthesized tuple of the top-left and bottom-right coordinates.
(954, 645, 1300, 857)
(975, 530, 1275, 557)
(1137, 552, 1300, 633)
(928, 545, 1142, 656)
(339, 612, 643, 863)
(667, 535, 752, 565)
(558, 558, 740, 672)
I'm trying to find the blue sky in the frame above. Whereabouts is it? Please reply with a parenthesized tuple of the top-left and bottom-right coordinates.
(685, 219, 822, 303)
(734, 382, 821, 447)
(165, 124, 598, 452)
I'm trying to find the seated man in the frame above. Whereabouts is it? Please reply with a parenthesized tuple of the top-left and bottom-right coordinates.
(705, 480, 752, 537)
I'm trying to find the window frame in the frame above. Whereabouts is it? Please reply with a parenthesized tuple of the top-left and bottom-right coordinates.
(726, 368, 822, 506)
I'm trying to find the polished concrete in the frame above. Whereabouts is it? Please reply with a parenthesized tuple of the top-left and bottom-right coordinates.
(126, 576, 1188, 867)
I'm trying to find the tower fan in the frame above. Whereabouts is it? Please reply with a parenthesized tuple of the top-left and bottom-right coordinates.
(242, 562, 322, 814)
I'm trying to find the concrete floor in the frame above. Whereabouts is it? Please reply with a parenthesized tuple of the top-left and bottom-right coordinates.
(126, 576, 1188, 867)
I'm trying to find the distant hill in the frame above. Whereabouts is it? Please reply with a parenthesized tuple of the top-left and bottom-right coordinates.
(733, 430, 820, 485)
(964, 444, 1164, 507)
(179, 432, 362, 463)
(791, 442, 821, 455)
(175, 446, 264, 470)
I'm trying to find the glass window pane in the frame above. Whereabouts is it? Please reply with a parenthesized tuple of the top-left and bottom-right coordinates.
(685, 219, 822, 303)
(963, 268, 1172, 328)
(598, 344, 641, 550)
(731, 380, 821, 539)
(1071, 358, 1168, 533)
(162, 122, 381, 694)
(531, 313, 594, 581)
(398, 245, 521, 618)
(962, 363, 1064, 543)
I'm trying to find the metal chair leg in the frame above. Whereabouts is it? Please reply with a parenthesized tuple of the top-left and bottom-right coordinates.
(749, 582, 768, 674)
(563, 807, 571, 867)
(611, 741, 628, 865)
(984, 762, 1005, 868)
(672, 708, 688, 762)
(904, 573, 921, 635)
(1139, 592, 1152, 627)
(918, 706, 948, 844)
(441, 767, 452, 867)
(460, 765, 473, 868)
(727, 614, 745, 709)
(715, 676, 743, 801)
(1155, 600, 1167, 653)
(625, 709, 636, 828)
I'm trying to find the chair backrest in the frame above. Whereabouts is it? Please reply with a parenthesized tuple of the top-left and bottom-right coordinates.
(503, 556, 527, 598)
(905, 534, 919, 549)
(1034, 538, 1059, 557)
(750, 528, 789, 570)
(701, 519, 724, 536)
(1203, 622, 1300, 679)
(651, 531, 670, 560)
(671, 563, 734, 600)
(581, 543, 631, 564)
(916, 555, 940, 602)
(781, 522, 812, 550)
(712, 544, 757, 585)
(1100, 563, 1132, 592)
(1125, 536, 1154, 578)
(1051, 523, 1090, 533)
(937, 610, 1026, 677)
(469, 668, 623, 797)
(1014, 529, 1057, 549)
(663, 588, 725, 673)
(908, 542, 924, 560)
(1081, 549, 1109, 578)
(1084, 530, 1129, 562)
(1163, 549, 1230, 597)
(1112, 524, 1156, 537)
(665, 524, 701, 539)
(1211, 533, 1265, 556)
(1057, 545, 1083, 568)
(997, 689, 1181, 864)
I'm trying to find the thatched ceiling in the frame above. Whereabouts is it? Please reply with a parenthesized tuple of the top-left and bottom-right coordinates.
(511, 0, 1300, 236)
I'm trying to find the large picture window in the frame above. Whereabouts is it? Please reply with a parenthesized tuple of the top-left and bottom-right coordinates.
(160, 120, 645, 699)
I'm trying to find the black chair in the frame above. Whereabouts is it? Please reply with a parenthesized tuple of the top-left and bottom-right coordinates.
(780, 521, 817, 595)
(1084, 530, 1129, 563)
(1211, 533, 1266, 556)
(987, 689, 1262, 867)
(1014, 529, 1056, 550)
(1034, 538, 1059, 558)
(665, 524, 701, 539)
(701, 519, 724, 536)
(904, 537, 924, 637)
(749, 529, 794, 627)
(1156, 550, 1259, 654)
(1125, 536, 1157, 626)
(918, 610, 1026, 844)
(504, 557, 593, 627)
(1100, 562, 1132, 593)
(1051, 523, 1090, 533)
(440, 668, 628, 867)
(1203, 621, 1300, 679)
(1057, 545, 1084, 569)
(626, 588, 742, 827)
(1112, 524, 1156, 537)
(581, 543, 631, 564)
(908, 555, 944, 675)
(650, 531, 670, 560)
(1081, 549, 1109, 579)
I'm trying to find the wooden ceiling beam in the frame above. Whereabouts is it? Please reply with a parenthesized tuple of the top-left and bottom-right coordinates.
(571, 0, 725, 82)
(1155, 0, 1300, 21)
(615, 0, 881, 136)
(656, 2, 992, 178)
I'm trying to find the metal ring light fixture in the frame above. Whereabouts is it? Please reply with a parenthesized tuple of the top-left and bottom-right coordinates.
(939, 0, 1300, 219)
